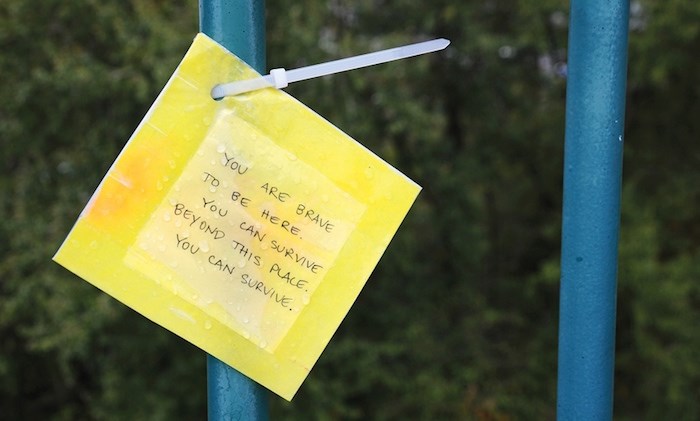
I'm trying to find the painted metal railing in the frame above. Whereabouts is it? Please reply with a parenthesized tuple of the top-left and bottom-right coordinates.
(198, 1, 631, 419)
(199, 1, 270, 420)
(557, 1, 630, 419)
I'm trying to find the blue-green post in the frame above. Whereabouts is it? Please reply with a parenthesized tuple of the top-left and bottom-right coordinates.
(557, 1, 630, 419)
(199, 1, 269, 420)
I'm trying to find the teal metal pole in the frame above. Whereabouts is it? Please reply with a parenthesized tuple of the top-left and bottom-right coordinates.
(557, 1, 630, 420)
(199, 1, 269, 420)
(200, 0, 266, 70)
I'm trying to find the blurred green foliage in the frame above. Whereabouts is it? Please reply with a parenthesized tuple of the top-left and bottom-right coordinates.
(1, 0, 698, 419)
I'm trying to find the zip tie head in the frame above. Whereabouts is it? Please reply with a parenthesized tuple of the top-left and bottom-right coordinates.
(270, 68, 288, 89)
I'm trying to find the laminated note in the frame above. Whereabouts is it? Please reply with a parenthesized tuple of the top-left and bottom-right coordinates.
(53, 33, 420, 400)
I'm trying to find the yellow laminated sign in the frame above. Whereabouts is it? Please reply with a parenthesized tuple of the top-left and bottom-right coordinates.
(53, 33, 420, 400)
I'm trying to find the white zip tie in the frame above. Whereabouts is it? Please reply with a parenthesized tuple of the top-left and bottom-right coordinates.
(211, 38, 450, 99)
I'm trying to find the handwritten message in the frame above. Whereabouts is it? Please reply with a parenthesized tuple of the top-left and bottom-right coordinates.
(54, 32, 421, 400)
(127, 112, 366, 350)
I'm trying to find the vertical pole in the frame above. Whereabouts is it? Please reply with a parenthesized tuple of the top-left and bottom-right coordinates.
(200, 0, 266, 71)
(557, 1, 630, 420)
(199, 1, 269, 420)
